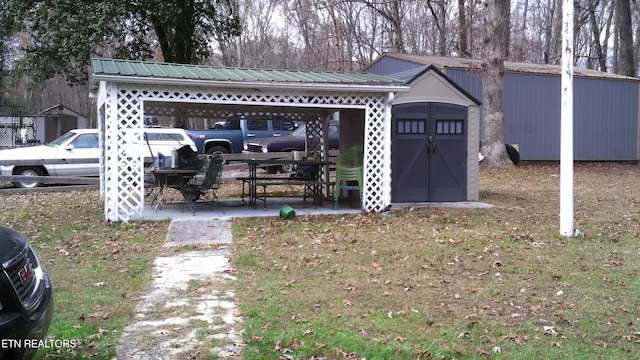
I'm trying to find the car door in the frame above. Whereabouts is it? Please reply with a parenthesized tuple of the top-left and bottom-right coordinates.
(271, 120, 297, 137)
(244, 119, 271, 139)
(52, 133, 100, 176)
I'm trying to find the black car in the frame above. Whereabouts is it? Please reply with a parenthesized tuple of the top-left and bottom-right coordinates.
(243, 121, 339, 154)
(243, 121, 340, 172)
(0, 226, 53, 360)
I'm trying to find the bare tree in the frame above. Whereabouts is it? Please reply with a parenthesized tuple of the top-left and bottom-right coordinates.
(426, 0, 447, 55)
(481, 0, 512, 167)
(586, 0, 610, 71)
(615, 0, 635, 76)
(457, 0, 470, 57)
(361, 0, 406, 53)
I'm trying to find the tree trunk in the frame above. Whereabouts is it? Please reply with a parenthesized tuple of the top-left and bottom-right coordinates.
(457, 0, 469, 57)
(481, 0, 511, 167)
(588, 1, 607, 72)
(615, 0, 635, 77)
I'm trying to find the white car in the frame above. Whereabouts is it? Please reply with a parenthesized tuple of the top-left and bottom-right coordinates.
(0, 128, 196, 188)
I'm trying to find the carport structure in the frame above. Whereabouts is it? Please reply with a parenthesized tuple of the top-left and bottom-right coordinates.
(90, 59, 409, 222)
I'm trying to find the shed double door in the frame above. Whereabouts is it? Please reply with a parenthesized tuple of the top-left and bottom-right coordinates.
(391, 102, 467, 202)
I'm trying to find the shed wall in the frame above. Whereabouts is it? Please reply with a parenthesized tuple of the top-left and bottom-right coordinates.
(503, 74, 639, 161)
(443, 69, 639, 160)
(372, 58, 640, 161)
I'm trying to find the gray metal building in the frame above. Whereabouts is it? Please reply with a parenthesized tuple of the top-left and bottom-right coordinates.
(366, 53, 640, 161)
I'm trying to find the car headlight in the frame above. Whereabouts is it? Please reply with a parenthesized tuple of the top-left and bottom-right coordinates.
(243, 143, 248, 151)
(262, 147, 268, 153)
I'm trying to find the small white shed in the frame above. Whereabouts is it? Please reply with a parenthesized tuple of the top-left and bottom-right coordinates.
(389, 65, 481, 203)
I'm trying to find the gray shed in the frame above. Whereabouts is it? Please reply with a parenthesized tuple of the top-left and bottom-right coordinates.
(367, 53, 640, 161)
(37, 104, 89, 143)
(388, 65, 481, 204)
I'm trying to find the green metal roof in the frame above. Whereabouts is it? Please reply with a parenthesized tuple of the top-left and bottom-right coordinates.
(91, 58, 407, 88)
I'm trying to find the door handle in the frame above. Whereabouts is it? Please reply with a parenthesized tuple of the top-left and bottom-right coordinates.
(427, 135, 436, 154)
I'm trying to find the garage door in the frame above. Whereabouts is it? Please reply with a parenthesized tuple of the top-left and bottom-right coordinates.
(391, 102, 467, 202)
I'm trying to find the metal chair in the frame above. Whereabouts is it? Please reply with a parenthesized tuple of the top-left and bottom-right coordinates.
(182, 152, 224, 210)
(333, 145, 364, 210)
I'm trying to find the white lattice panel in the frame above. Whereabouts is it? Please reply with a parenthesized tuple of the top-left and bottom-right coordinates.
(98, 83, 391, 222)
(363, 98, 388, 212)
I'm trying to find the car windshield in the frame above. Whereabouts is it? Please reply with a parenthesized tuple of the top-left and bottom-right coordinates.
(292, 124, 306, 137)
(47, 131, 78, 147)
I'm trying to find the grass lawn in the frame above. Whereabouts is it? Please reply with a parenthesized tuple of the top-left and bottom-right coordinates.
(232, 162, 640, 359)
(0, 162, 638, 359)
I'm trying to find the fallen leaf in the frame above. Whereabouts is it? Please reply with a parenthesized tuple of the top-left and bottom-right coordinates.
(289, 338, 303, 349)
(551, 341, 563, 348)
(505, 333, 527, 345)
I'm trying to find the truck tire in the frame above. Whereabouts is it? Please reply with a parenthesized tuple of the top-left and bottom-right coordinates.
(13, 167, 44, 188)
(206, 146, 229, 155)
(280, 163, 294, 173)
(206, 146, 229, 164)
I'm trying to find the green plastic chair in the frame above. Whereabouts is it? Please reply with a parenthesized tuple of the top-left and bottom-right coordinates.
(333, 145, 364, 209)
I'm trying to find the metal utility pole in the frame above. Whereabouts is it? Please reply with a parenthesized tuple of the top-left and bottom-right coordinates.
(560, 0, 575, 237)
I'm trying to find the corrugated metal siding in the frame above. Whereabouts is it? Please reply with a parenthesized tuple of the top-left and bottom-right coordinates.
(446, 69, 483, 103)
(505, 74, 639, 160)
(504, 73, 561, 160)
(574, 78, 638, 160)
(370, 55, 639, 161)
(366, 58, 427, 77)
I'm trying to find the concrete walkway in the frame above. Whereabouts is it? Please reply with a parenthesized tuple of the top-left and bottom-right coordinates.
(115, 218, 243, 359)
